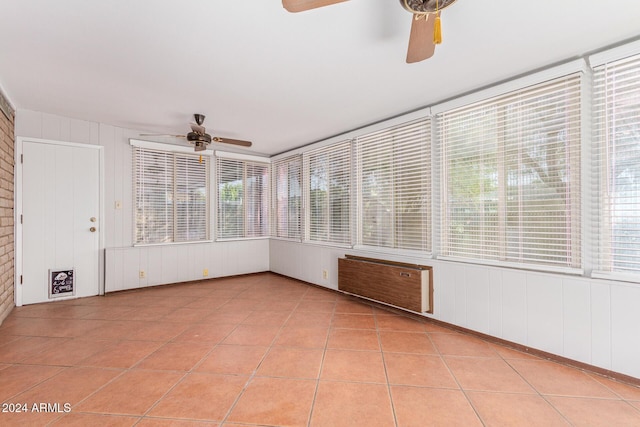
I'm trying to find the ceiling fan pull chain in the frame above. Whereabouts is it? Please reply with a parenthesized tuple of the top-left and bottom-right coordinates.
(433, 1, 442, 44)
(433, 13, 442, 44)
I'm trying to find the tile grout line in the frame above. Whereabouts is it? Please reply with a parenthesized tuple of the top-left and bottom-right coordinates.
(147, 279, 252, 423)
(499, 356, 575, 425)
(425, 329, 488, 426)
(373, 308, 400, 427)
(306, 291, 336, 427)
(102, 280, 250, 423)
(217, 280, 310, 426)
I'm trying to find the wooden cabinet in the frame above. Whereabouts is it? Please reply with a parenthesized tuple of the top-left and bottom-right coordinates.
(338, 255, 432, 313)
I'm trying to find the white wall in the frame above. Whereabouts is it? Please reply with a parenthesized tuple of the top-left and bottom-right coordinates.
(270, 239, 640, 380)
(15, 110, 270, 291)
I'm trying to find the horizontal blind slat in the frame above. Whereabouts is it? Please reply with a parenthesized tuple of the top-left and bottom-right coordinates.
(440, 73, 581, 268)
(593, 53, 640, 275)
(357, 117, 431, 251)
(134, 148, 209, 244)
(304, 140, 352, 245)
(217, 157, 269, 239)
(271, 155, 302, 239)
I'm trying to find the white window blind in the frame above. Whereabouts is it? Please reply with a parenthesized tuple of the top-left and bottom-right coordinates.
(593, 53, 640, 275)
(217, 157, 269, 239)
(272, 155, 302, 239)
(304, 140, 352, 245)
(134, 147, 209, 244)
(440, 73, 582, 268)
(356, 117, 431, 252)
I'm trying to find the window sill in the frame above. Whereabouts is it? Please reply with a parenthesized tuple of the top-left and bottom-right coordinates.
(436, 255, 584, 276)
(591, 270, 640, 285)
(215, 236, 270, 242)
(133, 240, 214, 247)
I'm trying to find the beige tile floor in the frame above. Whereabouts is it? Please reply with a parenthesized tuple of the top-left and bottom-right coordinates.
(0, 272, 639, 426)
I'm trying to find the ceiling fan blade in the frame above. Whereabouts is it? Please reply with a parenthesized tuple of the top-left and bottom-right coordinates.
(190, 123, 206, 135)
(282, 0, 348, 13)
(406, 13, 436, 64)
(139, 133, 186, 138)
(212, 137, 252, 147)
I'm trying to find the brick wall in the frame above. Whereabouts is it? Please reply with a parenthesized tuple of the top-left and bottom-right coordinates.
(0, 91, 14, 325)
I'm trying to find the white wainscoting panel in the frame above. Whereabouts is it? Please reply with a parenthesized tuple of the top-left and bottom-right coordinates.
(106, 240, 269, 292)
(453, 265, 467, 327)
(122, 247, 141, 290)
(488, 269, 503, 337)
(501, 269, 528, 346)
(562, 278, 592, 364)
(434, 262, 456, 323)
(105, 248, 123, 293)
(526, 273, 564, 355)
(465, 265, 490, 334)
(146, 246, 163, 287)
(590, 282, 612, 370)
(610, 284, 640, 379)
(161, 245, 180, 285)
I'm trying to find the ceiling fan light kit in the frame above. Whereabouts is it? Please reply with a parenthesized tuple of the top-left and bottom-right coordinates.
(282, 0, 458, 63)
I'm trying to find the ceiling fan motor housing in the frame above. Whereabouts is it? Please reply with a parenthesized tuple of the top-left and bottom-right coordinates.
(187, 131, 212, 151)
(401, 0, 457, 13)
(187, 132, 211, 143)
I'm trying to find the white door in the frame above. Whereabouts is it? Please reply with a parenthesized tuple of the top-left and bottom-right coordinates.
(21, 140, 101, 305)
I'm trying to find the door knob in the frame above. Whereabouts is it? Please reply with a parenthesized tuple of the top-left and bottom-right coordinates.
(89, 227, 97, 232)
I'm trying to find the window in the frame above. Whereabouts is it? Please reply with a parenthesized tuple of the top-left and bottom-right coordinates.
(133, 147, 209, 244)
(217, 156, 269, 239)
(440, 74, 582, 269)
(593, 52, 640, 275)
(356, 117, 431, 252)
(272, 155, 302, 239)
(304, 140, 351, 245)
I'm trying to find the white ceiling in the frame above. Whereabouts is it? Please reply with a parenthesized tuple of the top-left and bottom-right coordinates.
(1, 0, 639, 156)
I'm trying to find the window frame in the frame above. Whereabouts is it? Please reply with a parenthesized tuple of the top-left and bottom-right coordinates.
(355, 117, 432, 254)
(271, 154, 303, 241)
(438, 73, 583, 272)
(303, 140, 353, 246)
(131, 140, 211, 245)
(215, 151, 270, 241)
(591, 46, 640, 280)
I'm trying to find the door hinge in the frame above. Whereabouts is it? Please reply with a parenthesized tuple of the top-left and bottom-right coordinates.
(20, 275, 23, 285)
(20, 214, 23, 224)
(20, 154, 23, 164)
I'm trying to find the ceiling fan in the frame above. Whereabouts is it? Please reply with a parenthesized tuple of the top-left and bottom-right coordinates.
(141, 114, 252, 152)
(282, 0, 459, 63)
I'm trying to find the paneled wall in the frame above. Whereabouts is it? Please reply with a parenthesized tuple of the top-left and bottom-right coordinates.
(0, 92, 14, 325)
(15, 110, 270, 292)
(105, 240, 269, 292)
(270, 239, 640, 380)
